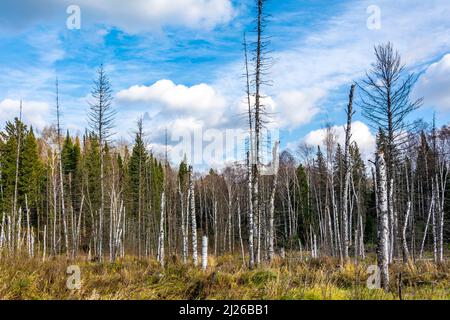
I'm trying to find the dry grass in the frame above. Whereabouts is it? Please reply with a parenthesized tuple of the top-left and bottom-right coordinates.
(0, 252, 448, 300)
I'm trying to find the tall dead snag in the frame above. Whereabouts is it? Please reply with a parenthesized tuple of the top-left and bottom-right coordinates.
(246, 151, 255, 269)
(434, 127, 448, 263)
(252, 0, 263, 266)
(244, 33, 255, 269)
(342, 84, 356, 260)
(88, 65, 115, 262)
(376, 151, 390, 291)
(188, 166, 198, 266)
(359, 43, 422, 260)
(268, 141, 280, 261)
(436, 164, 448, 263)
(55, 79, 69, 257)
(252, 0, 272, 265)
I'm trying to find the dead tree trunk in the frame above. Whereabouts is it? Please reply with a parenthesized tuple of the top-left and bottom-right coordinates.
(268, 141, 280, 261)
(179, 181, 188, 263)
(247, 152, 255, 269)
(189, 166, 198, 266)
(376, 152, 390, 291)
(342, 84, 355, 260)
(157, 191, 166, 266)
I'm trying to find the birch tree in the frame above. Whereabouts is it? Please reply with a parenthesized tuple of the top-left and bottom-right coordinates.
(376, 151, 390, 291)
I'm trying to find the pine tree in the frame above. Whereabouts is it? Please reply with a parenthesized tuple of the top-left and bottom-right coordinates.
(127, 119, 148, 257)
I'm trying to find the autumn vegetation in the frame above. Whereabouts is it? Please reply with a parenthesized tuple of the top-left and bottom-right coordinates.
(0, 0, 449, 300)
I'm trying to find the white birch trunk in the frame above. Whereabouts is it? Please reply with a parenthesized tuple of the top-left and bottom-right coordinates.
(43, 225, 47, 262)
(268, 141, 279, 261)
(376, 152, 390, 290)
(189, 167, 198, 266)
(157, 191, 166, 266)
(237, 199, 246, 267)
(402, 201, 411, 262)
(179, 181, 188, 264)
(246, 152, 255, 269)
(0, 213, 5, 250)
(342, 85, 355, 259)
(202, 236, 208, 271)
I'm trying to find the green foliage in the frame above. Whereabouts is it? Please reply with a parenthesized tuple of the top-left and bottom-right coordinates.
(127, 127, 148, 218)
(0, 120, 44, 221)
(296, 164, 310, 241)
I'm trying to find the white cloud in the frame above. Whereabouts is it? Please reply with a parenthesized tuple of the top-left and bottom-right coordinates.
(116, 80, 239, 167)
(414, 54, 450, 111)
(0, 0, 234, 33)
(303, 121, 376, 161)
(275, 89, 324, 129)
(117, 80, 227, 114)
(0, 99, 51, 131)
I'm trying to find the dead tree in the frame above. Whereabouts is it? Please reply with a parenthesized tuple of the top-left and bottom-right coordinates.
(178, 180, 188, 263)
(88, 65, 115, 262)
(376, 151, 390, 291)
(55, 79, 69, 257)
(252, 0, 270, 265)
(188, 166, 198, 266)
(244, 34, 255, 269)
(359, 43, 422, 260)
(157, 191, 166, 266)
(268, 141, 280, 261)
(342, 84, 355, 259)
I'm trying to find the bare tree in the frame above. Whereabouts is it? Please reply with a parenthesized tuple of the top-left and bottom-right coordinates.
(342, 84, 356, 259)
(55, 79, 69, 257)
(88, 65, 115, 261)
(359, 42, 422, 260)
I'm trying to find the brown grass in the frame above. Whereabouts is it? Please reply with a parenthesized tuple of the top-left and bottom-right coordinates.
(0, 253, 448, 300)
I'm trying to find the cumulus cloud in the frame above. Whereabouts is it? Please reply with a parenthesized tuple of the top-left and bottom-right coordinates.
(116, 80, 240, 167)
(414, 54, 450, 111)
(303, 121, 376, 161)
(0, 99, 51, 131)
(0, 0, 234, 33)
(117, 80, 227, 114)
(275, 89, 324, 129)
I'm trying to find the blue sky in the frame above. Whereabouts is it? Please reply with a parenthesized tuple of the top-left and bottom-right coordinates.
(0, 0, 449, 168)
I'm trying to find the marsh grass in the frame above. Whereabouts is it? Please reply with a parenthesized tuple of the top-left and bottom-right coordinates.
(0, 253, 448, 300)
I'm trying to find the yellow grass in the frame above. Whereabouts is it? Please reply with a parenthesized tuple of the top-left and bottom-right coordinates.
(0, 253, 448, 300)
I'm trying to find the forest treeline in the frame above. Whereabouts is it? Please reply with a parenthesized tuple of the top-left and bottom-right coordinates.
(0, 0, 448, 293)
